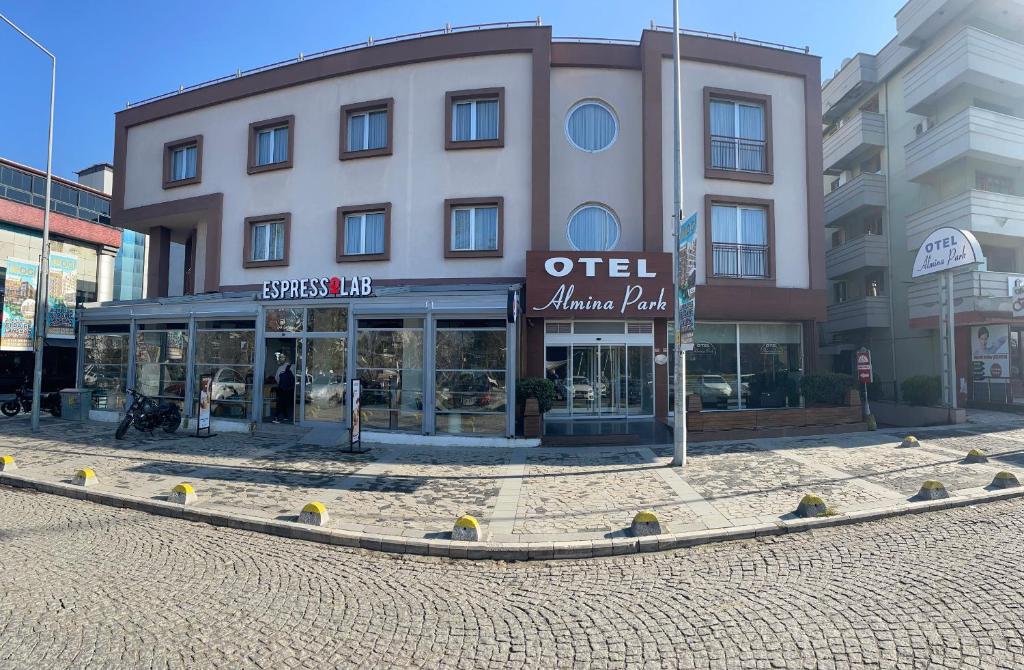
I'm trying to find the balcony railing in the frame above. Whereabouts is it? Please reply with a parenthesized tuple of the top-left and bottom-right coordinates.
(712, 243, 769, 278)
(709, 136, 767, 173)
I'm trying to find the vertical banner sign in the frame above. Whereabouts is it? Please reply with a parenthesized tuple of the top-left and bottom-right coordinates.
(1008, 276, 1024, 317)
(1, 258, 39, 351)
(197, 373, 213, 434)
(677, 212, 698, 351)
(46, 252, 78, 339)
(856, 349, 872, 384)
(349, 378, 362, 451)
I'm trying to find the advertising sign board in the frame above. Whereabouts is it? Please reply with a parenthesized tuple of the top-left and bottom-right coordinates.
(1, 258, 38, 351)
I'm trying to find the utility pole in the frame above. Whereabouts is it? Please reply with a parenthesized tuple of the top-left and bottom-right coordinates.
(671, 0, 687, 467)
(0, 12, 56, 432)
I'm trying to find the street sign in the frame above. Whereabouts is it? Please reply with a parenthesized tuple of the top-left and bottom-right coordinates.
(911, 227, 984, 278)
(856, 349, 872, 384)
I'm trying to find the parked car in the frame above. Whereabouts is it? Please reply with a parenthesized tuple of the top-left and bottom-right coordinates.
(688, 374, 733, 408)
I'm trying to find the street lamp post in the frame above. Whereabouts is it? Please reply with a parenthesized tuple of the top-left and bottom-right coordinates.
(0, 12, 56, 433)
(671, 0, 688, 467)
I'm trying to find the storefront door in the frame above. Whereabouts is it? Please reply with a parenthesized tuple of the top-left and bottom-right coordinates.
(569, 345, 625, 415)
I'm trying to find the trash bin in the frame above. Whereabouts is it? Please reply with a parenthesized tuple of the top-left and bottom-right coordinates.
(60, 388, 92, 421)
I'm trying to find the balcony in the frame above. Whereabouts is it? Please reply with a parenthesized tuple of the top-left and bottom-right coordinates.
(824, 173, 887, 225)
(896, 0, 972, 47)
(823, 111, 886, 175)
(905, 190, 1024, 250)
(908, 270, 1021, 323)
(826, 235, 889, 280)
(825, 297, 891, 334)
(904, 107, 1024, 182)
(822, 53, 878, 124)
(904, 27, 1024, 115)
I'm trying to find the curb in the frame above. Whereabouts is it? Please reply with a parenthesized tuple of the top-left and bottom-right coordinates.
(3, 471, 1023, 561)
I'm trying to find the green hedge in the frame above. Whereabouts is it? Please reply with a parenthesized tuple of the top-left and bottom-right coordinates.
(901, 375, 941, 406)
(799, 372, 856, 406)
(516, 377, 556, 415)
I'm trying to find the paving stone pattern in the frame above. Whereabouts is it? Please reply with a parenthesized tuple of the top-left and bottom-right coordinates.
(4, 414, 1024, 542)
(2, 486, 1024, 668)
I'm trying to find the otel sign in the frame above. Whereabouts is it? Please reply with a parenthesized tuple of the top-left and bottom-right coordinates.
(911, 227, 984, 278)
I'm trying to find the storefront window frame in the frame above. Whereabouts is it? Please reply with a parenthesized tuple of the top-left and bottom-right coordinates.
(193, 320, 256, 423)
(434, 318, 508, 436)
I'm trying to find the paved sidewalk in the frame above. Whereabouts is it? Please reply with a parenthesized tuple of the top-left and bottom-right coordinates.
(1, 415, 1023, 544)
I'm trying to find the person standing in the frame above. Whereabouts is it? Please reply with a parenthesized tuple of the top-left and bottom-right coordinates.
(274, 357, 296, 424)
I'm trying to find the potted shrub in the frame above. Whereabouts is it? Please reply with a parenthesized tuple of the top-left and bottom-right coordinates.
(516, 377, 555, 438)
(901, 375, 941, 406)
(799, 372, 856, 406)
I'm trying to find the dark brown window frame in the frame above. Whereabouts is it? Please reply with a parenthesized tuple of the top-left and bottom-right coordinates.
(242, 213, 291, 268)
(443, 196, 504, 258)
(162, 135, 203, 189)
(444, 87, 505, 150)
(247, 115, 295, 174)
(703, 194, 776, 287)
(336, 202, 391, 262)
(339, 98, 394, 161)
(704, 87, 773, 184)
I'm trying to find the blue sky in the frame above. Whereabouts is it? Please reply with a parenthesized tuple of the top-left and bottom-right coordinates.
(0, 0, 904, 179)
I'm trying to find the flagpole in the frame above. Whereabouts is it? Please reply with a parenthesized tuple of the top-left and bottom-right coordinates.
(671, 0, 687, 467)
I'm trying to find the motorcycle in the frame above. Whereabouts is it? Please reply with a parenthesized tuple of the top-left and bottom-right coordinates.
(115, 388, 181, 439)
(1, 385, 62, 418)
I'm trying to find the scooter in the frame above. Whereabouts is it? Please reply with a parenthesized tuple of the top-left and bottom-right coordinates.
(115, 388, 181, 439)
(1, 385, 62, 418)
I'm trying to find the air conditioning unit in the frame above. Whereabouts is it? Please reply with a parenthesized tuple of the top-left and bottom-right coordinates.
(914, 118, 932, 137)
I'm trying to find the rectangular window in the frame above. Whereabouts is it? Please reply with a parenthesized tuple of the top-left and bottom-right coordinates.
(243, 213, 291, 267)
(710, 204, 769, 278)
(976, 171, 1014, 195)
(337, 203, 390, 261)
(83, 330, 130, 410)
(435, 320, 507, 436)
(709, 98, 766, 172)
(171, 145, 197, 181)
(247, 116, 294, 174)
(344, 212, 386, 255)
(341, 98, 394, 159)
(834, 281, 848, 304)
(193, 322, 256, 421)
(356, 318, 424, 432)
(451, 206, 498, 252)
(135, 327, 189, 411)
(162, 136, 202, 188)
(445, 88, 504, 150)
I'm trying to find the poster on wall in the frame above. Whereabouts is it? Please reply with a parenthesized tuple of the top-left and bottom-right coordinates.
(971, 324, 1010, 381)
(677, 212, 698, 351)
(1, 258, 39, 351)
(197, 373, 213, 434)
(349, 379, 364, 453)
(46, 252, 78, 339)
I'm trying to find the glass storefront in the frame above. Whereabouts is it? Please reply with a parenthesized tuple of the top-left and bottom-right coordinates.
(544, 321, 655, 417)
(435, 319, 507, 435)
(669, 322, 803, 411)
(82, 325, 131, 410)
(194, 320, 255, 420)
(135, 323, 188, 410)
(356, 318, 424, 432)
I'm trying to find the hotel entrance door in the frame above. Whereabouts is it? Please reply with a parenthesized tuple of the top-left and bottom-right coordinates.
(569, 345, 625, 415)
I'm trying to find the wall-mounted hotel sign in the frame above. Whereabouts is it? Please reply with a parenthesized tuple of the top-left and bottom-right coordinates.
(526, 252, 673, 318)
(262, 275, 373, 300)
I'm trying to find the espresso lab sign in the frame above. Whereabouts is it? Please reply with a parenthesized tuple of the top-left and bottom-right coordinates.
(911, 227, 984, 278)
(262, 275, 372, 300)
(526, 252, 673, 318)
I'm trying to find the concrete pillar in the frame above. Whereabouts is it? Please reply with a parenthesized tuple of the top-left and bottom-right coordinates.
(147, 226, 171, 299)
(95, 245, 118, 303)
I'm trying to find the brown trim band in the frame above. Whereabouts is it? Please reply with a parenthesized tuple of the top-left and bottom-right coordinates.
(444, 87, 505, 150)
(550, 42, 641, 70)
(162, 135, 203, 189)
(443, 196, 504, 258)
(247, 115, 295, 174)
(339, 98, 394, 160)
(695, 285, 826, 322)
(336, 202, 391, 262)
(703, 86, 773, 184)
(242, 212, 291, 268)
(703, 194, 776, 287)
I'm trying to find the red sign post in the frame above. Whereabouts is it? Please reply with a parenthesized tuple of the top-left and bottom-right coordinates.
(856, 348, 872, 418)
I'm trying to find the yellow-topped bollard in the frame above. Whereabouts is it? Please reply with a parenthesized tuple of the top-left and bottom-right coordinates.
(0, 455, 15, 472)
(297, 501, 329, 526)
(168, 482, 197, 505)
(452, 514, 481, 542)
(630, 510, 662, 537)
(796, 494, 829, 518)
(899, 436, 919, 449)
(73, 468, 97, 487)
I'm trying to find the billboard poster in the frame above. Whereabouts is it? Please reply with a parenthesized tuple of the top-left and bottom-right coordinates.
(1, 258, 39, 351)
(677, 212, 698, 351)
(47, 252, 78, 339)
(971, 325, 1010, 381)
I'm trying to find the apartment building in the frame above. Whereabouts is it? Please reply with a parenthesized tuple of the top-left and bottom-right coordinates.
(80, 22, 823, 439)
(821, 0, 1024, 407)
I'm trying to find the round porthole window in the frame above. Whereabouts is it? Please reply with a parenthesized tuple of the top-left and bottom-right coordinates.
(565, 100, 618, 153)
(567, 204, 621, 251)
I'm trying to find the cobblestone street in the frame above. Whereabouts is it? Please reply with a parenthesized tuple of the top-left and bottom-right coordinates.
(2, 485, 1023, 668)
